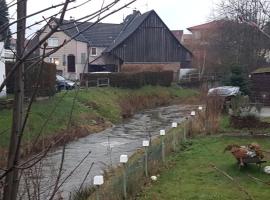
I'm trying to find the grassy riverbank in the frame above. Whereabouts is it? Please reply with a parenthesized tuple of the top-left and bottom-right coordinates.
(0, 86, 198, 151)
(139, 136, 270, 200)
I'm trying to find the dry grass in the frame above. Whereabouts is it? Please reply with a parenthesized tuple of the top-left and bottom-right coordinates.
(205, 95, 224, 134)
(119, 93, 170, 118)
(185, 94, 225, 137)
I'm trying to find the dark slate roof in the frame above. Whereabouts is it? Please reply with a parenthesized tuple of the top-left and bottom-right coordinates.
(55, 19, 123, 47)
(54, 10, 152, 49)
(81, 23, 123, 47)
(74, 22, 123, 47)
(54, 10, 191, 54)
(104, 10, 152, 52)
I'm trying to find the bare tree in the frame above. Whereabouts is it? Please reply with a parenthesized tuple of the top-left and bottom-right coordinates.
(0, 0, 137, 199)
(209, 0, 270, 73)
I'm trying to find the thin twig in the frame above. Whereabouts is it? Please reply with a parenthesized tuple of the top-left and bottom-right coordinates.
(210, 164, 255, 200)
(48, 144, 66, 200)
(247, 174, 270, 186)
(78, 162, 95, 192)
(54, 151, 92, 193)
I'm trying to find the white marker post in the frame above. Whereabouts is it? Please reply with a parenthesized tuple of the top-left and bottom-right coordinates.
(172, 122, 178, 151)
(183, 117, 188, 142)
(120, 155, 128, 199)
(143, 140, 150, 177)
(160, 129, 166, 163)
(93, 175, 104, 200)
(186, 111, 196, 141)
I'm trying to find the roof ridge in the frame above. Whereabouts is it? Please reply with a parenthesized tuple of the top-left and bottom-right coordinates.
(104, 10, 154, 52)
(111, 10, 142, 45)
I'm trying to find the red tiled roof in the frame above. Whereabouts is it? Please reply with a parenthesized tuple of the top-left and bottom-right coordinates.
(187, 20, 223, 32)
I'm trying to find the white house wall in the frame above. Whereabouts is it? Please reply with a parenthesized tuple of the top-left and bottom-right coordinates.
(39, 24, 113, 79)
(89, 47, 106, 64)
(39, 25, 88, 80)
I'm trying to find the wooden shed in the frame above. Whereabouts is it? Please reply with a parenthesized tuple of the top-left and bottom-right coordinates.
(103, 10, 192, 80)
(250, 67, 270, 105)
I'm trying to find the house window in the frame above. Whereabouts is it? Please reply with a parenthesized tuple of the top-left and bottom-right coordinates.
(49, 57, 59, 66)
(91, 47, 97, 56)
(81, 53, 86, 63)
(67, 54, 76, 72)
(63, 54, 66, 66)
(48, 37, 59, 47)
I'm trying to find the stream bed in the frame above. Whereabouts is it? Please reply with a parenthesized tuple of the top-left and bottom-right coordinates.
(20, 104, 194, 199)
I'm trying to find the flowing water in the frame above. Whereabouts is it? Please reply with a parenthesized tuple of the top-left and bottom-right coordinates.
(20, 104, 194, 199)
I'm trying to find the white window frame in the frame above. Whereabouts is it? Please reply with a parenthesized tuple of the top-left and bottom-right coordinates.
(48, 37, 59, 47)
(90, 47, 97, 56)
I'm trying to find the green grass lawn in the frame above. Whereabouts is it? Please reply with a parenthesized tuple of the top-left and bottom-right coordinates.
(0, 86, 198, 149)
(139, 136, 270, 200)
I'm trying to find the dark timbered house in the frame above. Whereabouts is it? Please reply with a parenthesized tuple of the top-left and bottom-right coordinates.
(101, 10, 192, 79)
(38, 10, 191, 80)
(250, 67, 270, 105)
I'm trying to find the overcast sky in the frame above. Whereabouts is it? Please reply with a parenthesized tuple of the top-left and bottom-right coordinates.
(7, 0, 220, 37)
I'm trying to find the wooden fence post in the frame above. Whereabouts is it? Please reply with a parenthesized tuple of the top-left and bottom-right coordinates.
(160, 130, 166, 163)
(120, 155, 128, 199)
(143, 140, 150, 177)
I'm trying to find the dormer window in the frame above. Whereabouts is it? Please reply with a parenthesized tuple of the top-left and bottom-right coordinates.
(48, 37, 59, 47)
(90, 47, 97, 56)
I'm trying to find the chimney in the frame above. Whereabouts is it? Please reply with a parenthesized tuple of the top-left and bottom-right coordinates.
(70, 16, 75, 21)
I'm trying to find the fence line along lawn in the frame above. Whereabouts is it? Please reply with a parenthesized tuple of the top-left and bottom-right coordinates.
(139, 136, 270, 200)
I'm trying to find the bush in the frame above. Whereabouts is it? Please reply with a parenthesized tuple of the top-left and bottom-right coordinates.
(5, 62, 56, 97)
(229, 113, 270, 129)
(224, 64, 250, 95)
(80, 71, 174, 89)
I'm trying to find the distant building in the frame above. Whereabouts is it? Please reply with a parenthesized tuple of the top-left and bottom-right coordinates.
(182, 20, 224, 73)
(171, 30, 183, 43)
(250, 67, 270, 105)
(9, 37, 39, 59)
(36, 10, 192, 80)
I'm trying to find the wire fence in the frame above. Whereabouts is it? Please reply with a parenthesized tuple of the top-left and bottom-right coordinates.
(83, 123, 187, 200)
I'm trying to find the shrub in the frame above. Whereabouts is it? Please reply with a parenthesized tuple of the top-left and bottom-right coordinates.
(80, 71, 174, 89)
(205, 95, 225, 134)
(225, 64, 250, 95)
(229, 112, 270, 130)
(5, 62, 56, 97)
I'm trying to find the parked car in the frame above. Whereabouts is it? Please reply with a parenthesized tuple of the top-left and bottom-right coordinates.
(208, 86, 240, 100)
(56, 75, 76, 91)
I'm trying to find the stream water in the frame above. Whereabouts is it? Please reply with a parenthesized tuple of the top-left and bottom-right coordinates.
(20, 104, 193, 199)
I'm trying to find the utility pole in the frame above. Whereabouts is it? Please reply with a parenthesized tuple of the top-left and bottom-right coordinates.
(3, 0, 27, 199)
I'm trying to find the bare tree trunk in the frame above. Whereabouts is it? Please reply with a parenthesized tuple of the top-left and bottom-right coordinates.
(3, 1, 27, 199)
(200, 48, 206, 80)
